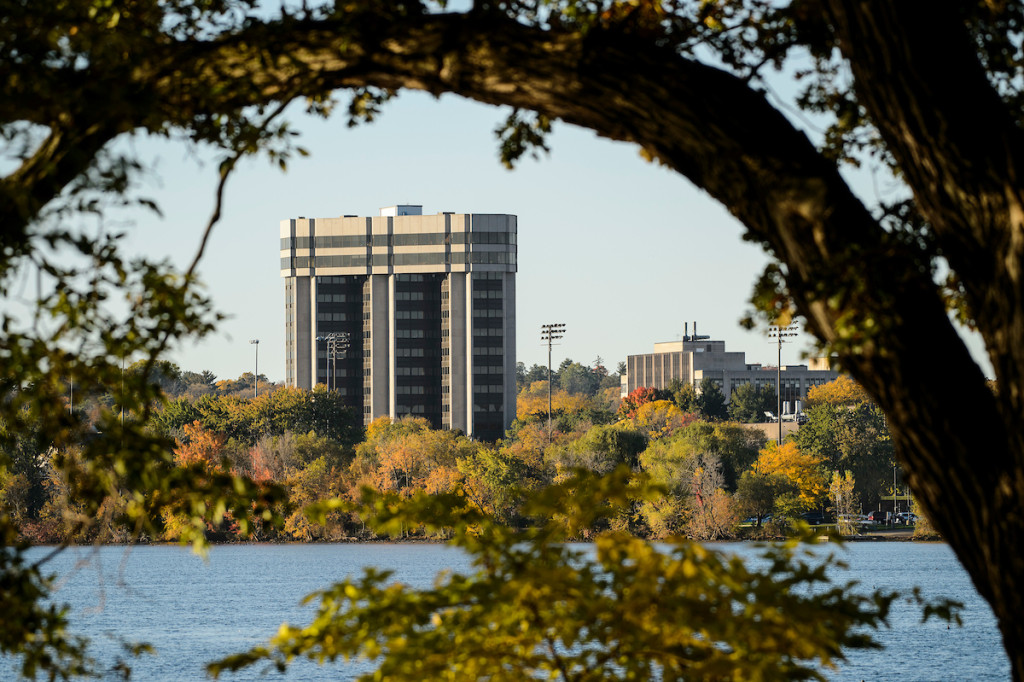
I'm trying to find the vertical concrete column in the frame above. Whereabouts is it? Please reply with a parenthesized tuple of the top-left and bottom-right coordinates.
(447, 272, 468, 433)
(503, 272, 517, 432)
(307, 218, 318, 388)
(368, 274, 391, 421)
(387, 274, 398, 419)
(307, 276, 318, 388)
(464, 273, 474, 437)
(294, 276, 312, 389)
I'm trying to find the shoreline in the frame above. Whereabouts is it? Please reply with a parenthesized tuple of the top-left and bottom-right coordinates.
(24, 528, 942, 549)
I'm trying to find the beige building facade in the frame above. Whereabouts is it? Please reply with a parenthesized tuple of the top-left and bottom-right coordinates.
(625, 336, 838, 414)
(281, 205, 517, 441)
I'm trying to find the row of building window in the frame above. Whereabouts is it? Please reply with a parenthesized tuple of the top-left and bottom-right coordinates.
(283, 232, 516, 251)
(473, 327, 504, 336)
(472, 271, 506, 281)
(284, 251, 517, 270)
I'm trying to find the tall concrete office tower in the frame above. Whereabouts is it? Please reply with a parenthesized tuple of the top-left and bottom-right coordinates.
(280, 205, 517, 441)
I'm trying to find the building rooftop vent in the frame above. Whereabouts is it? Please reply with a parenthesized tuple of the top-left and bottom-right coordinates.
(380, 205, 423, 217)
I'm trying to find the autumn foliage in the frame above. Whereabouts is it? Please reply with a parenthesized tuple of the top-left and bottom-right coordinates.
(617, 386, 673, 419)
(804, 375, 870, 408)
(10, 377, 895, 546)
(174, 421, 227, 472)
(754, 441, 827, 511)
(516, 381, 595, 420)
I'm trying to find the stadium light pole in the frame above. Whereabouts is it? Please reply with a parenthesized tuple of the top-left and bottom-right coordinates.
(541, 323, 566, 443)
(767, 324, 798, 444)
(250, 339, 260, 399)
(316, 332, 351, 392)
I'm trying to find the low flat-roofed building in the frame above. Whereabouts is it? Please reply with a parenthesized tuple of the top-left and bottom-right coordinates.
(625, 331, 839, 414)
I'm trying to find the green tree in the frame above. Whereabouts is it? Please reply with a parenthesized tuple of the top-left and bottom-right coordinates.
(458, 445, 532, 526)
(670, 380, 700, 414)
(728, 382, 776, 423)
(676, 420, 764, 491)
(560, 423, 648, 473)
(152, 396, 202, 436)
(735, 470, 798, 528)
(637, 436, 698, 536)
(523, 364, 549, 387)
(797, 401, 893, 510)
(696, 378, 728, 421)
(559, 360, 600, 396)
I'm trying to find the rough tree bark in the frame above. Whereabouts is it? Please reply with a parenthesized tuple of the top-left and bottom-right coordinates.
(3, 1, 1022, 676)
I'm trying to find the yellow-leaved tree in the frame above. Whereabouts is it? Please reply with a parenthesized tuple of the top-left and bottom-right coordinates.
(516, 380, 593, 420)
(630, 399, 693, 439)
(754, 441, 827, 514)
(804, 375, 870, 408)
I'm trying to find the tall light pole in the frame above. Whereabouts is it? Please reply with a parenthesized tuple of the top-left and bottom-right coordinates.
(894, 464, 899, 521)
(767, 323, 798, 444)
(541, 323, 566, 442)
(316, 332, 350, 392)
(250, 339, 260, 399)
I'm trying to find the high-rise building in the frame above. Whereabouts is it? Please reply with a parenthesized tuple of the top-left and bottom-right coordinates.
(280, 205, 517, 440)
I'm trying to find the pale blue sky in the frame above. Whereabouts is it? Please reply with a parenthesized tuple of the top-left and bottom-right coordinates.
(120, 91, 989, 383)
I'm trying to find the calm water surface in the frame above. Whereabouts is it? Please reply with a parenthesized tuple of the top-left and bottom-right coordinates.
(13, 541, 1010, 681)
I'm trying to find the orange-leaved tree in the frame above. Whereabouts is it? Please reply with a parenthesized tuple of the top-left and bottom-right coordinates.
(174, 421, 227, 472)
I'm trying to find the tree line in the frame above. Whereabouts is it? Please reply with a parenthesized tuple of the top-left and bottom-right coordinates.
(1, 368, 910, 545)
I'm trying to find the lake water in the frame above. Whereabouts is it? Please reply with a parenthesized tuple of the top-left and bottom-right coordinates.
(11, 541, 1011, 681)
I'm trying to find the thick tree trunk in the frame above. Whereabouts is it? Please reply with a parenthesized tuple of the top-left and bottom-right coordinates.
(824, 3, 1024, 677)
(7, 3, 1024, 677)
